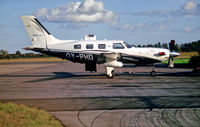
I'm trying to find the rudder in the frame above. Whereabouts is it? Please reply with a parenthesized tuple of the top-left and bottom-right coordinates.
(20, 16, 59, 48)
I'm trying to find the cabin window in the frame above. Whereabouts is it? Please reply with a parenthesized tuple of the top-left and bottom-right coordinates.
(98, 44, 106, 49)
(86, 44, 93, 49)
(113, 43, 124, 49)
(74, 44, 81, 49)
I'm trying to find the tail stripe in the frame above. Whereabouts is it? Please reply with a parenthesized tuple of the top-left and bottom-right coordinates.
(33, 18, 51, 35)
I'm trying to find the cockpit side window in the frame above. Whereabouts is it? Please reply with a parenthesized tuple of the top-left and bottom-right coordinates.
(113, 43, 124, 49)
(86, 44, 93, 49)
(123, 42, 132, 48)
(98, 44, 106, 49)
(74, 44, 81, 49)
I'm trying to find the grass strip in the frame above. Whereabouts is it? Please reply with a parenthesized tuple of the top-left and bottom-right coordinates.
(162, 58, 190, 64)
(0, 102, 64, 127)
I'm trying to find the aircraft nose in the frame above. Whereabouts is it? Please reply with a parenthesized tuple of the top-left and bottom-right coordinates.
(170, 51, 180, 57)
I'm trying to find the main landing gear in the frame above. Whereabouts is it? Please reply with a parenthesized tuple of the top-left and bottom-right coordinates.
(106, 67, 114, 78)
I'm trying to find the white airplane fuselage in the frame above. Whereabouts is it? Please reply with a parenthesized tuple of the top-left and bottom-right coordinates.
(20, 15, 179, 78)
(46, 40, 170, 64)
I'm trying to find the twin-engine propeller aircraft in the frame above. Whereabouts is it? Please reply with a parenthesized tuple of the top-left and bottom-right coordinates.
(20, 15, 180, 78)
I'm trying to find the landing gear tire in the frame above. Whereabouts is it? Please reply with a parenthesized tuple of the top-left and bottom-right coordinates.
(151, 71, 157, 77)
(107, 70, 114, 78)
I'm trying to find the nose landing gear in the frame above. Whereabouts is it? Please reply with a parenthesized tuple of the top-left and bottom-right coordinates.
(150, 70, 157, 77)
(150, 66, 157, 77)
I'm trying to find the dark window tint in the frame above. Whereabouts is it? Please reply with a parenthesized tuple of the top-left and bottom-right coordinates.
(113, 43, 124, 49)
(74, 44, 81, 49)
(86, 44, 93, 49)
(98, 44, 106, 49)
(123, 42, 132, 48)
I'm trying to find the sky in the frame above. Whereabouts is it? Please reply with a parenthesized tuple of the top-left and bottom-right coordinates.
(0, 0, 200, 53)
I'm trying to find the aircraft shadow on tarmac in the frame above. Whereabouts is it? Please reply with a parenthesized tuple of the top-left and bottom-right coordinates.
(0, 70, 199, 83)
(25, 72, 105, 83)
(24, 71, 200, 83)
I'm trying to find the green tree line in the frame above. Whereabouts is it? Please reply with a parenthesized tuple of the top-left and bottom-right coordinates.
(0, 50, 50, 59)
(137, 40, 200, 52)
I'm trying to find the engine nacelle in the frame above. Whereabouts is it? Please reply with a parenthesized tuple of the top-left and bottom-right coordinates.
(104, 60, 123, 68)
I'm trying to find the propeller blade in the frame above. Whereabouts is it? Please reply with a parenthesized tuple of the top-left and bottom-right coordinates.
(169, 40, 175, 52)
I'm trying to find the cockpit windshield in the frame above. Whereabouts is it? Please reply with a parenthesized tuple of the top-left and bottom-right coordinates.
(123, 42, 132, 48)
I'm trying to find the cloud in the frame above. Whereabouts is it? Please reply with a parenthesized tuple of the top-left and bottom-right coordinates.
(59, 23, 88, 29)
(184, 27, 191, 32)
(33, 0, 118, 25)
(183, 26, 200, 33)
(125, 0, 200, 17)
(181, 0, 200, 16)
(119, 24, 134, 31)
(117, 20, 168, 31)
(184, 1, 197, 10)
(125, 9, 174, 17)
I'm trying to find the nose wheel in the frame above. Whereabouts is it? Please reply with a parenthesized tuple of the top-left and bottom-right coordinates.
(150, 66, 157, 77)
(150, 70, 157, 77)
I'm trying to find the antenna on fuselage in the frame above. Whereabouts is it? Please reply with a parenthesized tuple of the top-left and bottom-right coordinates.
(85, 34, 96, 40)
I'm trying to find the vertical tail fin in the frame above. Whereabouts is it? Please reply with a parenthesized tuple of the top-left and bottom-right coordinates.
(20, 15, 59, 48)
